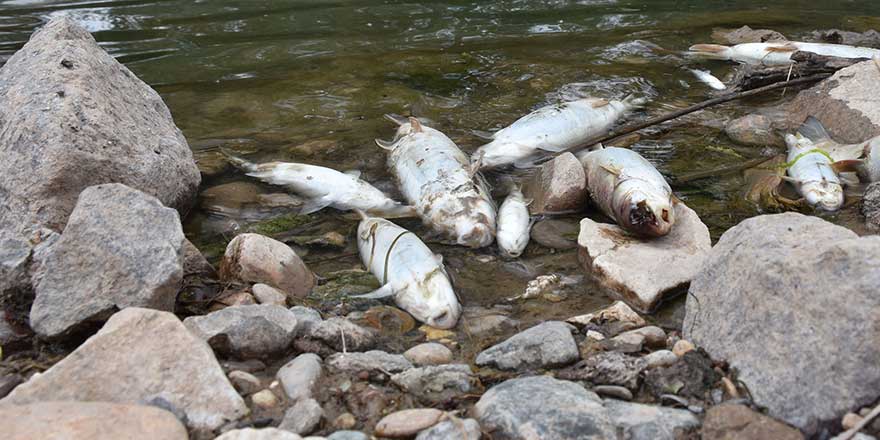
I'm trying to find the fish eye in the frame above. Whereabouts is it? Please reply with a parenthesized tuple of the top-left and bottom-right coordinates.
(661, 209, 670, 222)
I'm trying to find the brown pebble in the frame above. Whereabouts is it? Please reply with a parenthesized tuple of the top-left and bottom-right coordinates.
(673, 339, 695, 356)
(721, 377, 740, 399)
(375, 408, 445, 438)
(842, 412, 863, 430)
(334, 412, 357, 430)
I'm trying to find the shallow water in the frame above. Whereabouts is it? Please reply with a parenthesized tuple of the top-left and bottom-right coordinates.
(1, 1, 877, 334)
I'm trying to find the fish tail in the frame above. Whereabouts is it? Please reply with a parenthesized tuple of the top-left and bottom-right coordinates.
(384, 113, 409, 126)
(687, 43, 733, 60)
(353, 209, 369, 220)
(622, 94, 648, 108)
(218, 148, 258, 173)
(797, 116, 832, 143)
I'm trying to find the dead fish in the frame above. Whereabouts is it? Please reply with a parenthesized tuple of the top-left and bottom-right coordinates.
(796, 116, 880, 183)
(687, 41, 880, 66)
(355, 214, 461, 329)
(472, 95, 648, 170)
(580, 146, 675, 237)
(496, 184, 531, 258)
(783, 124, 844, 211)
(688, 69, 726, 90)
(223, 151, 415, 217)
(377, 115, 496, 248)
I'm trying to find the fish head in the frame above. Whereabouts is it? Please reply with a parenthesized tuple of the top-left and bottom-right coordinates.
(617, 190, 674, 237)
(455, 210, 496, 248)
(802, 180, 844, 211)
(784, 133, 814, 151)
(399, 267, 461, 329)
(470, 147, 506, 170)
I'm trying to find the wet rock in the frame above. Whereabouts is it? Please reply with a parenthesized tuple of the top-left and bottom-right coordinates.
(474, 375, 615, 439)
(327, 431, 367, 440)
(229, 370, 262, 396)
(251, 389, 279, 409)
(307, 317, 375, 352)
(1, 308, 247, 430)
(217, 428, 303, 440)
(416, 418, 481, 440)
(290, 306, 323, 334)
(724, 114, 782, 147)
(280, 398, 324, 435)
(525, 152, 588, 214)
(277, 353, 323, 402)
(557, 351, 646, 389)
(566, 300, 646, 335)
(810, 29, 880, 47)
(684, 213, 880, 434)
(578, 203, 710, 313)
(863, 182, 880, 230)
(403, 343, 453, 366)
(220, 233, 315, 299)
(604, 399, 701, 440)
(29, 184, 184, 339)
(200, 182, 303, 230)
(711, 25, 787, 44)
(391, 364, 477, 403)
(326, 350, 413, 375)
(593, 385, 633, 400)
(475, 321, 579, 371)
(644, 350, 678, 369)
(375, 408, 445, 438)
(643, 350, 720, 400)
(460, 306, 519, 337)
(184, 304, 298, 358)
(599, 331, 645, 353)
(701, 403, 804, 440)
(0, 17, 199, 237)
(619, 325, 666, 347)
(252, 283, 288, 306)
(530, 219, 579, 250)
(3, 401, 188, 440)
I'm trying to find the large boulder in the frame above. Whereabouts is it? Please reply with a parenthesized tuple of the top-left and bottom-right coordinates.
(1, 308, 248, 430)
(701, 403, 804, 440)
(183, 304, 299, 358)
(30, 184, 185, 339)
(525, 152, 588, 215)
(684, 213, 880, 435)
(3, 401, 188, 440)
(219, 233, 315, 299)
(0, 17, 199, 236)
(578, 202, 710, 313)
(863, 182, 880, 231)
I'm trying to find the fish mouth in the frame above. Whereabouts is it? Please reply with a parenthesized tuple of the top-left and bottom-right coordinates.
(623, 200, 673, 237)
(459, 223, 494, 248)
(425, 308, 460, 329)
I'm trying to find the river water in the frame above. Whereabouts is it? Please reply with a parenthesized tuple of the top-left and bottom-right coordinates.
(0, 1, 877, 332)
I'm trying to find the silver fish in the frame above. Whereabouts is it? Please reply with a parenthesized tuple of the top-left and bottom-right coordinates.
(355, 214, 461, 329)
(795, 116, 880, 184)
(472, 95, 647, 170)
(580, 146, 675, 237)
(377, 116, 496, 248)
(783, 126, 844, 211)
(688, 42, 880, 66)
(689, 68, 726, 90)
(496, 185, 531, 258)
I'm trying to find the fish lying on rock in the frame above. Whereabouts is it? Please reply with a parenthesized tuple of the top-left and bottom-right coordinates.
(377, 115, 496, 248)
(795, 116, 880, 184)
(687, 41, 880, 66)
(782, 122, 845, 211)
(496, 183, 531, 258)
(223, 151, 415, 217)
(355, 213, 461, 329)
(689, 69, 726, 90)
(472, 95, 647, 170)
(579, 146, 675, 237)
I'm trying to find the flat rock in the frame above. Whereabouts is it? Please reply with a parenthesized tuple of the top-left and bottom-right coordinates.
(326, 350, 413, 375)
(228, 370, 262, 396)
(184, 304, 298, 358)
(724, 114, 783, 147)
(220, 233, 315, 299)
(473, 375, 616, 440)
(1, 308, 247, 430)
(604, 399, 701, 440)
(863, 182, 880, 230)
(475, 321, 579, 371)
(375, 408, 445, 438)
(578, 202, 710, 313)
(391, 364, 477, 403)
(711, 25, 787, 44)
(3, 401, 188, 440)
(280, 398, 324, 435)
(277, 353, 323, 402)
(290, 306, 323, 334)
(403, 343, 454, 366)
(252, 283, 288, 306)
(416, 418, 481, 440)
(644, 350, 678, 369)
(557, 351, 647, 390)
(460, 306, 519, 337)
(307, 317, 375, 352)
(525, 152, 588, 214)
(701, 403, 804, 440)
(30, 184, 185, 339)
(684, 213, 880, 434)
(327, 431, 368, 440)
(217, 428, 303, 440)
(530, 219, 580, 250)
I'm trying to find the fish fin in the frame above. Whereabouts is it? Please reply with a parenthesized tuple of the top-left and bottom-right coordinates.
(384, 113, 409, 126)
(591, 99, 610, 108)
(299, 197, 333, 215)
(353, 209, 369, 221)
(535, 142, 569, 153)
(514, 155, 543, 169)
(687, 44, 732, 60)
(375, 138, 396, 150)
(219, 148, 258, 173)
(471, 129, 495, 140)
(409, 117, 423, 133)
(766, 43, 798, 53)
(343, 170, 362, 179)
(351, 283, 397, 300)
(797, 116, 832, 142)
(831, 159, 865, 174)
(600, 164, 622, 176)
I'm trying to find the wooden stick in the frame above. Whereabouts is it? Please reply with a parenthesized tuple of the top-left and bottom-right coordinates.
(670, 156, 774, 185)
(838, 403, 880, 440)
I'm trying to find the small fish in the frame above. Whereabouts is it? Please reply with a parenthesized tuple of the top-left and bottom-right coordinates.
(223, 151, 415, 217)
(355, 214, 461, 329)
(580, 146, 675, 237)
(795, 116, 880, 183)
(472, 95, 647, 170)
(687, 41, 880, 66)
(689, 69, 726, 90)
(496, 184, 531, 258)
(377, 116, 496, 248)
(783, 124, 844, 211)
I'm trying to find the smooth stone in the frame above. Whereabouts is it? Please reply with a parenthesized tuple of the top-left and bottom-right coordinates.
(578, 203, 711, 313)
(644, 350, 678, 369)
(701, 403, 804, 440)
(391, 364, 477, 403)
(375, 408, 445, 438)
(593, 385, 633, 400)
(277, 353, 323, 402)
(332, 413, 357, 430)
(280, 398, 324, 435)
(403, 343, 454, 366)
(604, 399, 701, 440)
(620, 326, 667, 347)
(220, 233, 315, 299)
(252, 283, 288, 306)
(326, 350, 413, 375)
(0, 308, 247, 430)
(184, 304, 298, 358)
(672, 339, 695, 356)
(557, 351, 647, 390)
(217, 428, 303, 440)
(460, 306, 519, 337)
(415, 418, 481, 440)
(525, 152, 588, 214)
(228, 370, 262, 396)
(475, 321, 579, 371)
(250, 389, 279, 409)
(601, 331, 645, 353)
(290, 306, 323, 334)
(863, 182, 880, 231)
(3, 401, 188, 440)
(327, 431, 367, 440)
(307, 317, 375, 352)
(724, 113, 783, 147)
(684, 213, 880, 434)
(530, 219, 580, 250)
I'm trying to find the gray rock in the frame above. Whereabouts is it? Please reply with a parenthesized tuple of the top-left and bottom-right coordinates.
(711, 25, 787, 44)
(863, 182, 880, 230)
(277, 353, 323, 402)
(618, 325, 666, 348)
(228, 370, 262, 396)
(308, 317, 375, 352)
(290, 306, 323, 334)
(252, 283, 288, 306)
(403, 343, 454, 366)
(391, 364, 477, 403)
(217, 428, 303, 440)
(593, 385, 633, 401)
(220, 233, 315, 299)
(416, 418, 482, 440)
(0, 315, 28, 346)
(460, 306, 519, 337)
(701, 403, 804, 440)
(280, 398, 324, 435)
(0, 231, 33, 308)
(0, 17, 199, 238)
(1, 308, 247, 430)
(473, 375, 616, 439)
(183, 239, 217, 280)
(724, 114, 783, 147)
(327, 431, 368, 440)
(326, 350, 413, 375)
(530, 219, 580, 250)
(643, 350, 719, 400)
(811, 29, 880, 47)
(475, 321, 579, 371)
(184, 304, 298, 358)
(3, 401, 188, 440)
(643, 350, 678, 369)
(525, 152, 588, 214)
(684, 213, 880, 435)
(578, 202, 710, 313)
(557, 351, 647, 390)
(604, 399, 700, 440)
(30, 184, 184, 339)
(0, 374, 24, 398)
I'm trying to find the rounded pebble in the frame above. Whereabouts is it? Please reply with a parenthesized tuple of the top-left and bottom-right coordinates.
(593, 385, 633, 401)
(842, 412, 863, 430)
(228, 370, 262, 396)
(403, 343, 454, 366)
(643, 350, 678, 369)
(252, 283, 288, 306)
(250, 389, 279, 409)
(333, 413, 357, 430)
(375, 408, 445, 438)
(672, 339, 695, 356)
